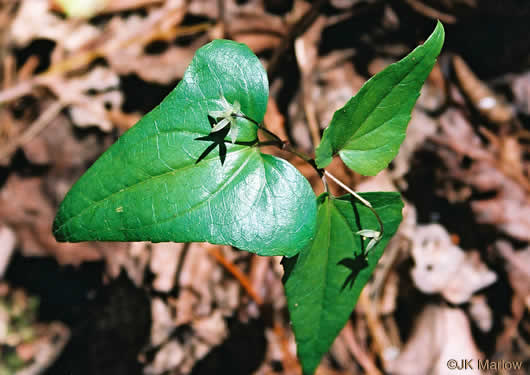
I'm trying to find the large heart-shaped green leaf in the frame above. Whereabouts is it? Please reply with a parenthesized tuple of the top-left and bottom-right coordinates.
(315, 22, 444, 175)
(53, 40, 317, 257)
(283, 192, 403, 374)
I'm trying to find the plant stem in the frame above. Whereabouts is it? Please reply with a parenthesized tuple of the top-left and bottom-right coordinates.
(234, 113, 322, 176)
(324, 170, 385, 239)
(234, 112, 383, 238)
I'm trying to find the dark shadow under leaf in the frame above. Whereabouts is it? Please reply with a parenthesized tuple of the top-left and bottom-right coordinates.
(338, 256, 369, 291)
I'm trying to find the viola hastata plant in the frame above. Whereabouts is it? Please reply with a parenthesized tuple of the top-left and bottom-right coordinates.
(53, 22, 444, 375)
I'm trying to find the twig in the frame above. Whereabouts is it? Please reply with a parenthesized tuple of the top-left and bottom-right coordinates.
(233, 113, 323, 176)
(0, 101, 66, 162)
(294, 17, 326, 148)
(358, 289, 394, 368)
(207, 247, 263, 305)
(267, 0, 328, 80)
(324, 170, 384, 249)
(341, 320, 383, 375)
(370, 236, 402, 299)
(403, 0, 457, 24)
(273, 319, 302, 375)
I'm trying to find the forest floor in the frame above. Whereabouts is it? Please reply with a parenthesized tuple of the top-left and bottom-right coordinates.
(0, 1, 529, 374)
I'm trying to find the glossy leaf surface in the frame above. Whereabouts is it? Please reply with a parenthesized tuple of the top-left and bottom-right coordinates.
(53, 40, 317, 256)
(283, 193, 403, 374)
(315, 22, 444, 175)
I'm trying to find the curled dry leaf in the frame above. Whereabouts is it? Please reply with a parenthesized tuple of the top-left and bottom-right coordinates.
(453, 55, 513, 124)
(110, 46, 195, 84)
(101, 1, 189, 82)
(230, 10, 286, 53)
(48, 67, 122, 132)
(410, 224, 496, 304)
(435, 110, 530, 241)
(386, 305, 483, 375)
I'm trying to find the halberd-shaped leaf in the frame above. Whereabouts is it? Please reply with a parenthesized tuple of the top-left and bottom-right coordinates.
(315, 22, 444, 175)
(283, 193, 403, 374)
(53, 40, 317, 257)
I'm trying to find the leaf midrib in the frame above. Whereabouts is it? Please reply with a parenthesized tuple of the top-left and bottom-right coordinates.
(338, 55, 424, 151)
(54, 147, 252, 233)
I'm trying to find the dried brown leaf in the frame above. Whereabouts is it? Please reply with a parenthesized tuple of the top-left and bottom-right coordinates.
(387, 305, 483, 375)
(411, 224, 496, 304)
(0, 175, 103, 265)
(150, 243, 183, 292)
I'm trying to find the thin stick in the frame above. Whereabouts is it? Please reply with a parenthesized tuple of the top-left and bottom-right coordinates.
(403, 0, 457, 24)
(0, 101, 66, 161)
(341, 320, 383, 375)
(324, 170, 384, 238)
(207, 247, 263, 305)
(267, 0, 328, 79)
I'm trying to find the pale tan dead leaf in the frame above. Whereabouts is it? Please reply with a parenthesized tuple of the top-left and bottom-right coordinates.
(150, 243, 183, 292)
(191, 310, 227, 346)
(315, 51, 364, 130)
(108, 45, 194, 84)
(434, 110, 530, 241)
(469, 295, 493, 332)
(472, 193, 530, 242)
(387, 305, 483, 375)
(0, 175, 103, 265)
(100, 242, 140, 280)
(47, 67, 121, 132)
(213, 279, 240, 316)
(10, 0, 101, 51)
(453, 55, 513, 124)
(100, 2, 188, 83)
(511, 70, 530, 115)
(356, 170, 396, 192)
(411, 224, 496, 304)
(22, 112, 103, 169)
(171, 288, 199, 327)
(390, 109, 438, 183)
(0, 225, 16, 279)
(144, 339, 184, 375)
(230, 9, 286, 53)
(179, 243, 219, 317)
(150, 298, 175, 347)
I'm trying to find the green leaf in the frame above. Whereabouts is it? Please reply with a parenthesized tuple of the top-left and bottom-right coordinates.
(315, 21, 444, 175)
(53, 40, 317, 257)
(283, 192, 403, 374)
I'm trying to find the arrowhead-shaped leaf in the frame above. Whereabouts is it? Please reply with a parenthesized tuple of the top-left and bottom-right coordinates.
(283, 193, 403, 374)
(53, 40, 317, 257)
(315, 22, 444, 175)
